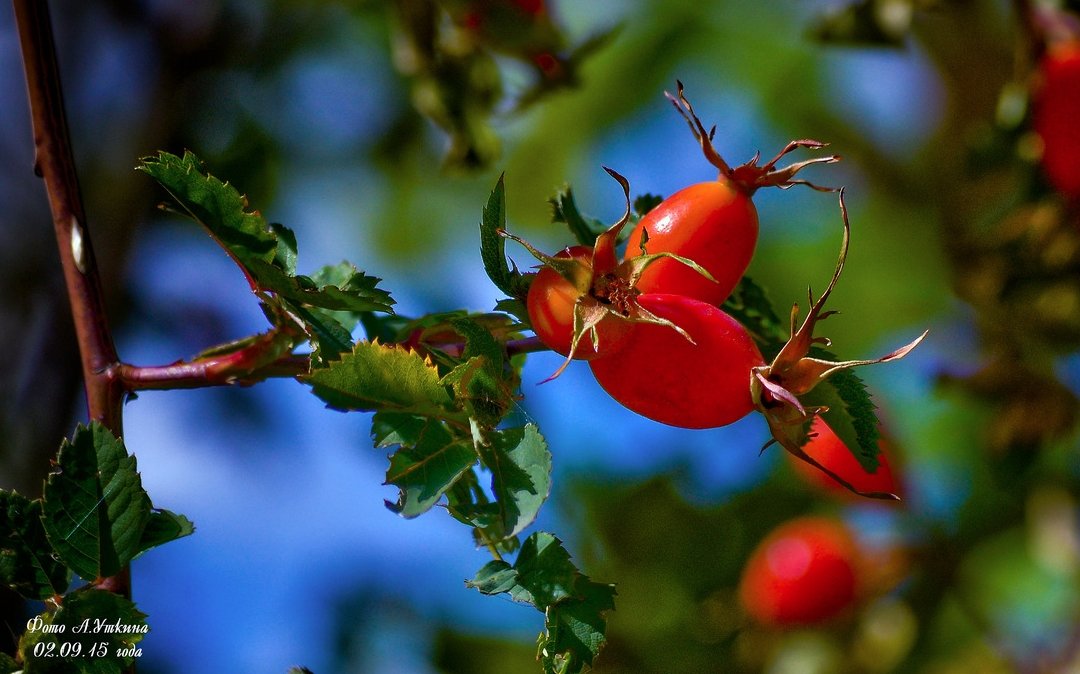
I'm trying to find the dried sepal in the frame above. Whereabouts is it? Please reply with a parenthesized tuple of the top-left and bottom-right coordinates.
(762, 413, 901, 501)
(750, 190, 926, 500)
(500, 229, 592, 294)
(666, 80, 841, 194)
(590, 166, 632, 276)
(507, 168, 717, 380)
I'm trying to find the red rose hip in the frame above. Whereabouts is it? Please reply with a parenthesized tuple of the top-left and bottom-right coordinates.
(1034, 41, 1080, 200)
(589, 293, 764, 429)
(738, 516, 860, 627)
(789, 416, 900, 499)
(624, 180, 758, 306)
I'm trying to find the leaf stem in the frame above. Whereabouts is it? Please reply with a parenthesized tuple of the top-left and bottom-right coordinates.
(479, 531, 505, 563)
(116, 329, 306, 390)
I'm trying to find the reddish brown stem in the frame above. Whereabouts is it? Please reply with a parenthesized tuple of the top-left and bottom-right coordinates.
(118, 353, 311, 390)
(13, 0, 131, 631)
(13, 0, 124, 428)
(117, 336, 549, 390)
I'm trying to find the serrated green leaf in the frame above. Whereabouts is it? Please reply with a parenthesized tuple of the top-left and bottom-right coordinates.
(284, 262, 396, 350)
(494, 297, 530, 324)
(133, 509, 195, 559)
(0, 492, 69, 599)
(467, 532, 614, 673)
(359, 313, 414, 343)
(140, 152, 393, 327)
(540, 579, 617, 674)
(297, 263, 394, 314)
(467, 559, 519, 594)
(480, 175, 528, 298)
(446, 477, 503, 531)
(138, 151, 277, 269)
(451, 316, 505, 365)
(512, 532, 582, 607)
(800, 354, 881, 473)
(721, 275, 787, 357)
(448, 500, 502, 531)
(19, 588, 147, 674)
(286, 301, 355, 367)
(383, 419, 477, 518)
(477, 425, 551, 540)
(442, 358, 506, 427)
(443, 317, 520, 426)
(42, 424, 152, 581)
(247, 259, 394, 317)
(372, 412, 429, 449)
(271, 222, 298, 274)
(467, 532, 581, 608)
(550, 185, 607, 247)
(304, 342, 465, 421)
(632, 193, 663, 218)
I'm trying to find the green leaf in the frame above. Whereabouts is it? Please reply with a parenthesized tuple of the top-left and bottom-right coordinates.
(284, 262, 394, 314)
(372, 412, 430, 449)
(133, 509, 195, 559)
(632, 193, 663, 218)
(442, 358, 505, 427)
(467, 532, 581, 608)
(304, 341, 464, 421)
(19, 588, 147, 673)
(451, 316, 506, 366)
(381, 419, 477, 518)
(468, 559, 520, 595)
(0, 491, 69, 599)
(246, 259, 394, 317)
(138, 151, 277, 269)
(480, 175, 528, 298)
(477, 425, 551, 540)
(550, 185, 607, 247)
(441, 317, 517, 426)
(467, 532, 615, 673)
(540, 580, 618, 674)
(359, 313, 415, 343)
(721, 275, 787, 357)
(286, 301, 355, 367)
(445, 474, 521, 555)
(42, 424, 152, 581)
(511, 532, 583, 607)
(494, 297, 530, 324)
(303, 262, 394, 322)
(800, 355, 881, 473)
(139, 152, 393, 324)
(271, 222, 298, 274)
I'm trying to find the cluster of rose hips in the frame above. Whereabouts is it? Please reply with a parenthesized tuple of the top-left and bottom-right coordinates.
(736, 420, 906, 628)
(512, 83, 923, 499)
(732, 18, 1080, 636)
